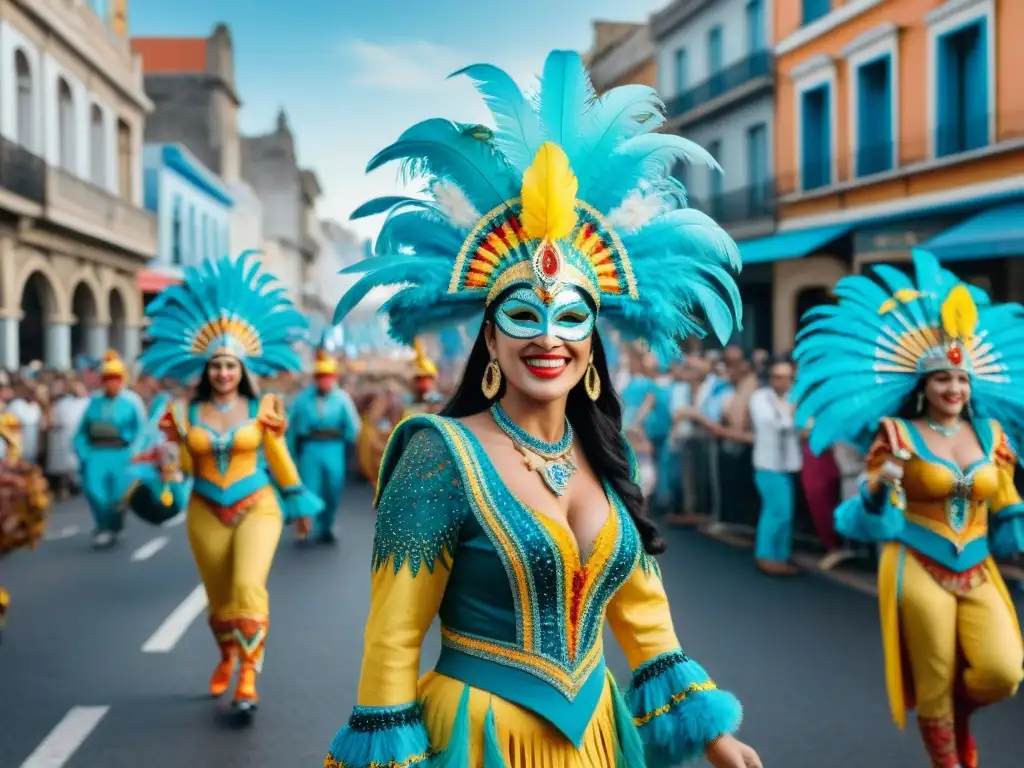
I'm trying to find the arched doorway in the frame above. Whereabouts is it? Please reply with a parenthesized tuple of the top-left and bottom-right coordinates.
(18, 272, 55, 366)
(109, 287, 126, 354)
(70, 282, 99, 362)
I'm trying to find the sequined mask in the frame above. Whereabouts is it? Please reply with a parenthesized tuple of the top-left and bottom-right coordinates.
(494, 286, 595, 343)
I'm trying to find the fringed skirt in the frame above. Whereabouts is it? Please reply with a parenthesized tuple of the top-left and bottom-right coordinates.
(419, 671, 622, 768)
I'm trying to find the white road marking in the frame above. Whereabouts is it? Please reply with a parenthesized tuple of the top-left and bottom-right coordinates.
(142, 584, 207, 653)
(19, 705, 109, 767)
(130, 536, 168, 562)
(162, 512, 185, 528)
(44, 525, 80, 541)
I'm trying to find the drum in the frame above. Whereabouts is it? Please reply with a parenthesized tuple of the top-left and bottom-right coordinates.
(0, 459, 51, 555)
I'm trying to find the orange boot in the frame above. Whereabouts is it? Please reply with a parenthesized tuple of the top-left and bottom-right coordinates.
(209, 619, 237, 698)
(232, 618, 267, 712)
(918, 714, 959, 768)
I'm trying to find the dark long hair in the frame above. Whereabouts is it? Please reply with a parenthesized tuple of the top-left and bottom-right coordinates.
(441, 316, 666, 555)
(191, 359, 259, 404)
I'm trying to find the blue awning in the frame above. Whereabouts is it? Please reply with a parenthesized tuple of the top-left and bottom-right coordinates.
(919, 203, 1024, 262)
(739, 223, 853, 265)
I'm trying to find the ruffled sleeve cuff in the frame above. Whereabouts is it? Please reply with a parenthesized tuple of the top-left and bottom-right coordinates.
(277, 483, 325, 523)
(833, 483, 905, 543)
(324, 702, 433, 768)
(625, 649, 743, 766)
(991, 503, 1024, 558)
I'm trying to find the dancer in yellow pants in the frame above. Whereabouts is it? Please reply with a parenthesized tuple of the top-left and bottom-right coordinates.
(141, 253, 322, 715)
(794, 249, 1024, 767)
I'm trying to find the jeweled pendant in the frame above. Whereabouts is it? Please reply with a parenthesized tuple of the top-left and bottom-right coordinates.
(541, 459, 575, 497)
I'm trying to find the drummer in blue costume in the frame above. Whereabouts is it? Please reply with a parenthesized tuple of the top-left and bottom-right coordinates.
(323, 51, 760, 768)
(793, 249, 1024, 768)
(73, 350, 147, 548)
(289, 333, 361, 544)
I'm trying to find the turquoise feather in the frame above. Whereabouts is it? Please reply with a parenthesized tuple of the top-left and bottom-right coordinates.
(367, 118, 517, 213)
(450, 63, 544, 175)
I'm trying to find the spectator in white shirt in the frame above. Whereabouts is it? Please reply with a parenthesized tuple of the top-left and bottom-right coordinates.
(748, 358, 803, 576)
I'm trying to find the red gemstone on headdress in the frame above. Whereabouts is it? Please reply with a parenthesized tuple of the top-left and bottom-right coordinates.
(540, 245, 559, 277)
(947, 345, 963, 365)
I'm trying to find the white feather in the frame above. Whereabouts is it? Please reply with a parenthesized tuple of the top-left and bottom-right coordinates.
(606, 188, 666, 233)
(433, 182, 481, 229)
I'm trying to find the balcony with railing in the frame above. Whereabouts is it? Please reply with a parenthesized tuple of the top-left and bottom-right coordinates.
(778, 111, 1024, 200)
(0, 137, 46, 206)
(45, 167, 157, 259)
(665, 51, 774, 125)
(687, 181, 777, 238)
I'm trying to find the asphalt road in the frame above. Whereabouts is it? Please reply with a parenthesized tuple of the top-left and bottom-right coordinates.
(1, 486, 1022, 768)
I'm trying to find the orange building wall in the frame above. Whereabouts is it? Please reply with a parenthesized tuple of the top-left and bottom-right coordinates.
(774, 0, 1024, 215)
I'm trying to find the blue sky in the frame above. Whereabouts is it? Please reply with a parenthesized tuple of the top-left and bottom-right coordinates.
(130, 0, 669, 240)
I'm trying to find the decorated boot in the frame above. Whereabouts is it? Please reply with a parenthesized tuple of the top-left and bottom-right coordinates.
(918, 714, 959, 768)
(208, 619, 236, 698)
(954, 699, 979, 768)
(232, 617, 267, 712)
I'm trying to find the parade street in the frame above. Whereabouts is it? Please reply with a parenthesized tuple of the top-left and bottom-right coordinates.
(1, 488, 1021, 768)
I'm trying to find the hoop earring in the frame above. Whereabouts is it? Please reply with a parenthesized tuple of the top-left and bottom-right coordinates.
(482, 359, 502, 400)
(916, 391, 925, 414)
(584, 355, 601, 401)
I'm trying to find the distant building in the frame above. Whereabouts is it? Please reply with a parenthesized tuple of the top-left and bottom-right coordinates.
(770, 0, 1024, 351)
(0, 0, 156, 369)
(651, 0, 774, 349)
(586, 20, 657, 93)
(139, 143, 233, 305)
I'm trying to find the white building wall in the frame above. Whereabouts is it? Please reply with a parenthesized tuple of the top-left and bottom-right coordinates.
(230, 181, 264, 256)
(150, 173, 232, 270)
(681, 98, 775, 200)
(260, 238, 303, 306)
(656, 0, 774, 100)
(1, 19, 124, 196)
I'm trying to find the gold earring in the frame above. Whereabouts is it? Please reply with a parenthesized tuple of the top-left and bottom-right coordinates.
(482, 359, 502, 399)
(584, 355, 601, 401)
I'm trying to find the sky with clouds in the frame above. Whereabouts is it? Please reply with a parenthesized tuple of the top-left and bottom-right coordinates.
(130, 0, 670, 241)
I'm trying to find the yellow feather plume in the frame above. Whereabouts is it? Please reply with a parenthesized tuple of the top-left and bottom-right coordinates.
(940, 284, 978, 340)
(520, 142, 579, 242)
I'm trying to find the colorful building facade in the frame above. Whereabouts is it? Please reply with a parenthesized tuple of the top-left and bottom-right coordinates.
(769, 0, 1024, 351)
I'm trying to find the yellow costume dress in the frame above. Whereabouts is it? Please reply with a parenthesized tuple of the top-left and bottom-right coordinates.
(794, 250, 1024, 767)
(140, 254, 322, 711)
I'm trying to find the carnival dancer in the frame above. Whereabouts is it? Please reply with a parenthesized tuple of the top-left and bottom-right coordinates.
(0, 405, 52, 641)
(322, 51, 760, 768)
(73, 350, 147, 549)
(140, 253, 323, 715)
(288, 334, 361, 544)
(793, 249, 1024, 768)
(402, 337, 444, 417)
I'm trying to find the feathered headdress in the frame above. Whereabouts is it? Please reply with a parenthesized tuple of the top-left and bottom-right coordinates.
(139, 252, 307, 381)
(333, 51, 742, 360)
(793, 249, 1024, 453)
(100, 349, 127, 379)
(412, 338, 438, 379)
(313, 329, 339, 377)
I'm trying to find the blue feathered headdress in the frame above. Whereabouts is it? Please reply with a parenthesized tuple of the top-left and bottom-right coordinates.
(333, 51, 742, 360)
(793, 248, 1024, 454)
(139, 252, 308, 381)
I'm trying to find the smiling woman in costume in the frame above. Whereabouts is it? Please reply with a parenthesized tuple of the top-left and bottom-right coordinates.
(793, 249, 1024, 768)
(140, 253, 323, 715)
(322, 51, 759, 768)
